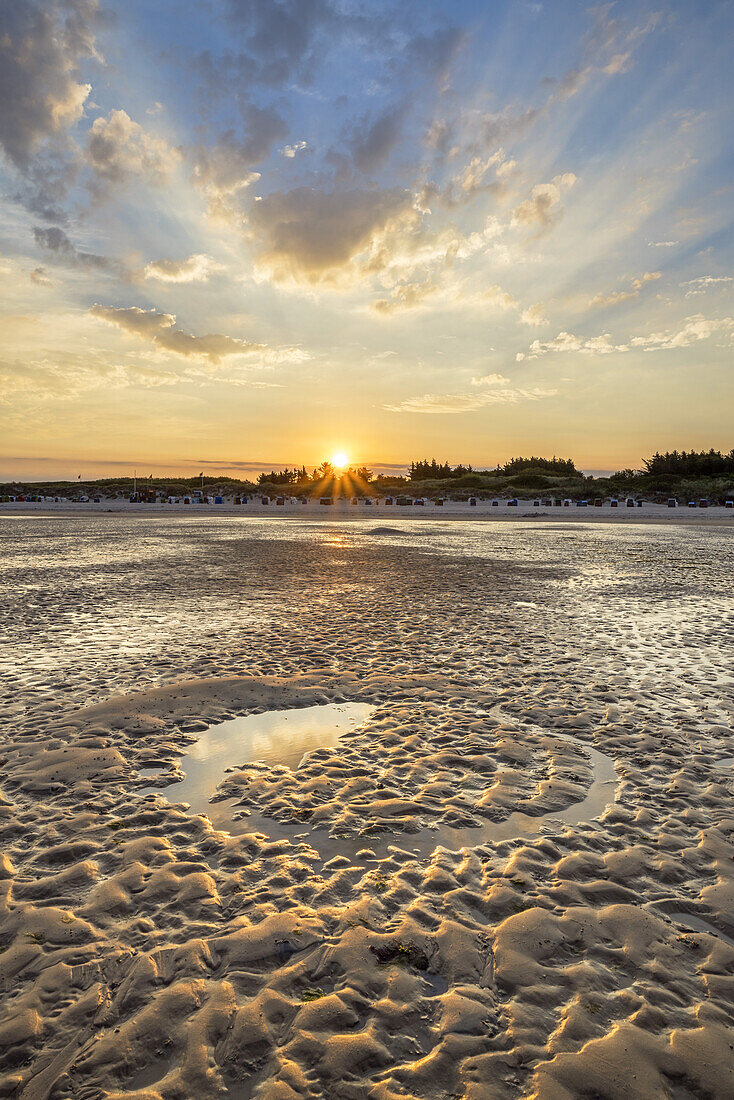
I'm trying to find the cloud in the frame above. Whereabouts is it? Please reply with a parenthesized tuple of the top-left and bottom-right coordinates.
(512, 173, 577, 233)
(520, 302, 548, 327)
(517, 331, 624, 360)
(517, 314, 734, 359)
(477, 285, 546, 326)
(222, 0, 340, 86)
(280, 141, 307, 158)
(0, 0, 99, 170)
(89, 303, 311, 369)
(349, 106, 405, 173)
(400, 26, 466, 88)
(33, 225, 113, 271)
(630, 314, 734, 350)
(649, 240, 678, 248)
(385, 385, 557, 414)
(30, 266, 53, 287)
(373, 280, 438, 314)
(679, 275, 732, 298)
(247, 186, 414, 283)
(85, 110, 180, 195)
(217, 4, 463, 97)
(188, 106, 287, 216)
(89, 304, 265, 364)
(0, 351, 181, 404)
(237, 102, 289, 162)
(589, 271, 660, 308)
(143, 254, 222, 283)
(471, 373, 510, 386)
(190, 136, 261, 216)
(373, 277, 547, 321)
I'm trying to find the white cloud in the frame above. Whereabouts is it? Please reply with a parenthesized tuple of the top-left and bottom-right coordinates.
(471, 373, 510, 386)
(520, 302, 548, 326)
(589, 271, 660, 308)
(280, 141, 307, 158)
(373, 276, 546, 321)
(144, 254, 222, 283)
(385, 385, 557, 414)
(679, 275, 732, 298)
(630, 314, 734, 350)
(511, 173, 577, 233)
(30, 266, 53, 287)
(86, 110, 180, 195)
(517, 314, 734, 359)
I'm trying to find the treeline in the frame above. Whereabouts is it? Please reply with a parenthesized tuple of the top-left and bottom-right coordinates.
(642, 449, 734, 477)
(409, 456, 579, 479)
(256, 463, 374, 486)
(499, 456, 579, 475)
(257, 466, 310, 485)
(409, 459, 474, 480)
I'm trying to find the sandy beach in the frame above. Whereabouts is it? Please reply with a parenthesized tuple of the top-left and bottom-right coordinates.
(3, 498, 734, 527)
(1, 515, 733, 1099)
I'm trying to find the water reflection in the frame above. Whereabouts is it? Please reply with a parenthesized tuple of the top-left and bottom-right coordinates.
(144, 702, 374, 813)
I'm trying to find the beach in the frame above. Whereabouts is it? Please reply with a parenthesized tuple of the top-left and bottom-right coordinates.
(1, 515, 733, 1099)
(3, 497, 734, 526)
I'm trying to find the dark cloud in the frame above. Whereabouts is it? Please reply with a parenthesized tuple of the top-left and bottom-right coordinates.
(89, 304, 265, 364)
(30, 266, 53, 287)
(397, 26, 465, 86)
(190, 106, 287, 213)
(349, 107, 406, 174)
(33, 225, 113, 272)
(223, 0, 339, 86)
(246, 186, 413, 282)
(237, 103, 289, 163)
(0, 0, 100, 169)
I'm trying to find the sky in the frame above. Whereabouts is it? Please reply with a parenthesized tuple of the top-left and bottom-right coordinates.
(1, 0, 733, 480)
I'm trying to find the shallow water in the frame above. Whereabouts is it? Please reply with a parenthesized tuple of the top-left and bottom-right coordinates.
(143, 702, 374, 807)
(665, 912, 734, 947)
(146, 704, 619, 865)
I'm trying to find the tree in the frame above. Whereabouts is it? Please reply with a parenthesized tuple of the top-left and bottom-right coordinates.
(642, 448, 734, 477)
(350, 465, 372, 482)
(501, 456, 579, 475)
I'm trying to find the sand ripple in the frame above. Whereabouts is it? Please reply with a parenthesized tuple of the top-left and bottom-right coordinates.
(0, 516, 733, 1098)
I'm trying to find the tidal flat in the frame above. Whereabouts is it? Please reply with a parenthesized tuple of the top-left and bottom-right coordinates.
(1, 516, 733, 1099)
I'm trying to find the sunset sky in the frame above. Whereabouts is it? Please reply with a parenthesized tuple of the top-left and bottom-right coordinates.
(1, 0, 732, 479)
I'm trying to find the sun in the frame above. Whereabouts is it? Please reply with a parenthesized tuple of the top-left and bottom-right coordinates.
(330, 451, 349, 470)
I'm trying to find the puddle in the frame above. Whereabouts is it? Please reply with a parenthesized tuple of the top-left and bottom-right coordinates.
(422, 971, 449, 996)
(666, 911, 734, 947)
(714, 756, 734, 768)
(123, 1054, 174, 1091)
(220, 1068, 266, 1099)
(144, 704, 618, 865)
(142, 702, 374, 810)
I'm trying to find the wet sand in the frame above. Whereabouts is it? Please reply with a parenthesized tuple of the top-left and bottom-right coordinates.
(1, 516, 733, 1098)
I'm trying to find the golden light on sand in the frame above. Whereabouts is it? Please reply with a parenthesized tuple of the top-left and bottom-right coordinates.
(330, 451, 349, 470)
